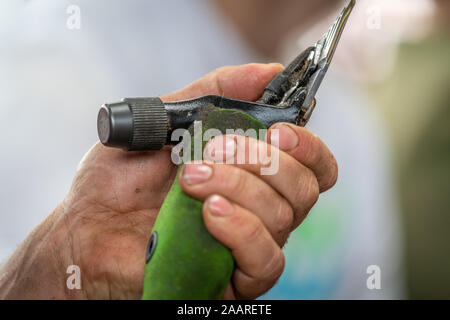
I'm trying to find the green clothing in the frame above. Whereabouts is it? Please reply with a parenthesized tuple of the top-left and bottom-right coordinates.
(374, 33, 450, 299)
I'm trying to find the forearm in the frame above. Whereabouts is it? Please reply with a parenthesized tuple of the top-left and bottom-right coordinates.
(0, 207, 80, 299)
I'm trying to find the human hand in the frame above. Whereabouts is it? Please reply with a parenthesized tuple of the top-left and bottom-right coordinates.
(0, 63, 337, 300)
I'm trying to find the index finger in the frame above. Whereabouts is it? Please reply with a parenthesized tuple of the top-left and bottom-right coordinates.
(267, 123, 338, 192)
(161, 63, 284, 102)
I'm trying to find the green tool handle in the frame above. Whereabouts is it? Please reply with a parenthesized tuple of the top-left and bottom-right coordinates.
(142, 108, 267, 299)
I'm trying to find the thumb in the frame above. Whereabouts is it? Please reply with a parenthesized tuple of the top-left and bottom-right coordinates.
(161, 63, 284, 103)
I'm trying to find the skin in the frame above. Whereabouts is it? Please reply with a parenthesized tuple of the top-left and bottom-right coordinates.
(435, 0, 450, 29)
(213, 0, 342, 58)
(0, 63, 338, 299)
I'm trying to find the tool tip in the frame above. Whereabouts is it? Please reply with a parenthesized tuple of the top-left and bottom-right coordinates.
(322, 0, 355, 63)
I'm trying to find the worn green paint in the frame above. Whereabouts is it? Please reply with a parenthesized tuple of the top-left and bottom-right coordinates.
(142, 108, 267, 299)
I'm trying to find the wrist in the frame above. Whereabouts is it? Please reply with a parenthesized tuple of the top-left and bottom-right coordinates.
(0, 206, 83, 299)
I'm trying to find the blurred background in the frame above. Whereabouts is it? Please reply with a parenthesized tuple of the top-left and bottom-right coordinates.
(0, 0, 448, 299)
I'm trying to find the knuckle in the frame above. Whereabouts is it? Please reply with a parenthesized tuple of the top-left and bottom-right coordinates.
(223, 167, 247, 195)
(212, 67, 228, 95)
(307, 134, 322, 166)
(306, 175, 320, 208)
(293, 171, 320, 216)
(240, 216, 265, 244)
(275, 200, 294, 234)
(212, 66, 228, 78)
(234, 135, 267, 167)
(273, 249, 286, 279)
(246, 136, 260, 155)
(234, 135, 252, 165)
(322, 154, 339, 192)
(261, 248, 285, 285)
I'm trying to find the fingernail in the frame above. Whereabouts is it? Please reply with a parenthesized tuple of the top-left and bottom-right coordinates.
(204, 136, 236, 163)
(269, 62, 284, 69)
(269, 124, 299, 151)
(208, 195, 234, 216)
(183, 164, 212, 185)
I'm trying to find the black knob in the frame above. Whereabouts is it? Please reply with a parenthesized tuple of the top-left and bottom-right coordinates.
(97, 97, 168, 151)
